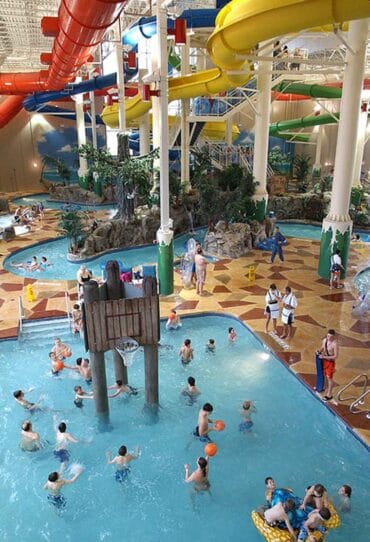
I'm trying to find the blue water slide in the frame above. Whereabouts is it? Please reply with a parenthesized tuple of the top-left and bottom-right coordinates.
(23, 73, 118, 112)
(123, 5, 226, 49)
(128, 131, 179, 162)
(33, 104, 104, 125)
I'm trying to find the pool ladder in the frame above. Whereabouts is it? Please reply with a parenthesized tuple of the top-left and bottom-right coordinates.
(335, 374, 370, 417)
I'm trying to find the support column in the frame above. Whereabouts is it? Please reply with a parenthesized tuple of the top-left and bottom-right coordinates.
(115, 39, 126, 133)
(352, 102, 368, 187)
(83, 280, 109, 421)
(180, 36, 190, 191)
(139, 113, 150, 156)
(318, 19, 369, 279)
(143, 277, 159, 415)
(226, 118, 233, 146)
(89, 72, 98, 150)
(155, 5, 174, 295)
(74, 86, 88, 178)
(252, 42, 273, 221)
(312, 125, 323, 175)
(105, 260, 127, 385)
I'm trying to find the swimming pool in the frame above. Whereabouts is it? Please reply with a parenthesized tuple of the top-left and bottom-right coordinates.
(12, 193, 117, 212)
(278, 222, 370, 243)
(354, 267, 370, 295)
(0, 314, 369, 541)
(4, 230, 207, 280)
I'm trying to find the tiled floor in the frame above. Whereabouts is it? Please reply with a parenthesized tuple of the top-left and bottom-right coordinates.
(1, 192, 370, 445)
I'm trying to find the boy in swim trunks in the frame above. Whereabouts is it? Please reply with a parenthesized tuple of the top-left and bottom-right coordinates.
(13, 389, 40, 411)
(44, 468, 83, 512)
(74, 385, 94, 408)
(206, 339, 215, 351)
(263, 500, 297, 540)
(239, 400, 256, 432)
(51, 337, 72, 361)
(298, 507, 331, 542)
(194, 403, 214, 442)
(316, 329, 338, 401)
(106, 445, 140, 483)
(179, 339, 193, 365)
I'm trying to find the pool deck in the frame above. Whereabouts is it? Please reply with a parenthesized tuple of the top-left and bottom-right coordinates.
(1, 192, 370, 446)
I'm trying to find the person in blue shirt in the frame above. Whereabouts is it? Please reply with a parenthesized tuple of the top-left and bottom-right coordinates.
(270, 226, 286, 263)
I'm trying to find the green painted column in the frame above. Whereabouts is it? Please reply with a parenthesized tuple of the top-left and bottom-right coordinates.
(157, 229, 174, 296)
(251, 196, 267, 222)
(318, 223, 351, 279)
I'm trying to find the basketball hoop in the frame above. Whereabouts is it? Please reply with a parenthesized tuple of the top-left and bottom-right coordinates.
(115, 337, 139, 367)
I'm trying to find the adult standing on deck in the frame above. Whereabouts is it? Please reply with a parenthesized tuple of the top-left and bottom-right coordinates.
(270, 227, 286, 264)
(264, 283, 282, 333)
(317, 329, 338, 402)
(194, 246, 208, 296)
(280, 286, 298, 340)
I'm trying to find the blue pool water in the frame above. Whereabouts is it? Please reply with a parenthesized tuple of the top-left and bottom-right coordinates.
(0, 314, 369, 541)
(354, 267, 370, 295)
(4, 230, 207, 280)
(12, 193, 117, 212)
(279, 223, 370, 242)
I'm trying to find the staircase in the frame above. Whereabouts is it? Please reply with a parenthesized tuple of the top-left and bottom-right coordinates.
(174, 121, 206, 147)
(19, 317, 72, 343)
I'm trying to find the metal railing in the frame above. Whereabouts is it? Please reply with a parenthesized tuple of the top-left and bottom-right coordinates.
(335, 373, 368, 404)
(350, 390, 370, 416)
(18, 296, 25, 334)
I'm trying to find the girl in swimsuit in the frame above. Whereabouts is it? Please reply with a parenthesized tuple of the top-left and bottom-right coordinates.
(184, 456, 210, 492)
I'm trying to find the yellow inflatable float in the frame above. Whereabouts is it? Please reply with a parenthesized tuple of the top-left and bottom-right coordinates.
(251, 503, 340, 542)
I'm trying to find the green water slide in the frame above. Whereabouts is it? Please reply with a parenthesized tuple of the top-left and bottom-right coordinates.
(273, 81, 342, 99)
(270, 112, 340, 141)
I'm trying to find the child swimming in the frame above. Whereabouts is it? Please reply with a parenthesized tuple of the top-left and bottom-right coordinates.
(206, 339, 215, 351)
(166, 309, 182, 330)
(179, 339, 193, 365)
(239, 400, 256, 432)
(337, 484, 352, 512)
(106, 445, 140, 483)
(228, 327, 237, 341)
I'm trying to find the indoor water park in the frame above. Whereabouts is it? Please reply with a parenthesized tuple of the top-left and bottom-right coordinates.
(0, 1, 370, 541)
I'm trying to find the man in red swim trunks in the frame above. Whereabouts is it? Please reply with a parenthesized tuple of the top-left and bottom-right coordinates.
(317, 329, 338, 401)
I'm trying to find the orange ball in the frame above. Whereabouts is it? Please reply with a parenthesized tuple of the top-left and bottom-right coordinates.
(63, 347, 72, 358)
(214, 420, 225, 432)
(204, 443, 218, 457)
(54, 361, 64, 371)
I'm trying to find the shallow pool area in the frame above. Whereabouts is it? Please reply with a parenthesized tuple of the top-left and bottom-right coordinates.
(279, 222, 370, 242)
(12, 193, 117, 212)
(4, 230, 207, 280)
(354, 267, 370, 295)
(0, 314, 369, 542)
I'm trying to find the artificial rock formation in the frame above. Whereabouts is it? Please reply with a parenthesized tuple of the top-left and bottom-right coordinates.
(204, 221, 253, 259)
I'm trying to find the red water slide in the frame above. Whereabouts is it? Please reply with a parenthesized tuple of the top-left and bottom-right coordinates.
(0, 0, 127, 127)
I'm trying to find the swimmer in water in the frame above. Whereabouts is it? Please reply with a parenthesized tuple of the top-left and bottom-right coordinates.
(194, 403, 214, 442)
(337, 485, 352, 513)
(108, 380, 138, 398)
(53, 416, 79, 465)
(206, 339, 215, 352)
(179, 339, 193, 365)
(51, 337, 72, 361)
(239, 400, 256, 433)
(13, 389, 41, 411)
(184, 456, 210, 492)
(44, 468, 83, 512)
(228, 327, 237, 342)
(182, 376, 201, 397)
(106, 445, 140, 483)
(20, 420, 42, 451)
(300, 484, 329, 510)
(74, 385, 93, 408)
(166, 309, 182, 330)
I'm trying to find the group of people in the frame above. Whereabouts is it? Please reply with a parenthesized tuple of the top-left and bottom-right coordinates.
(274, 41, 304, 71)
(10, 255, 51, 272)
(261, 477, 351, 541)
(264, 284, 298, 340)
(13, 336, 143, 512)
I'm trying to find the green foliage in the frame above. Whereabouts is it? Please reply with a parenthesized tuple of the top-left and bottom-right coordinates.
(41, 155, 71, 184)
(58, 210, 89, 252)
(351, 186, 365, 207)
(169, 171, 182, 204)
(313, 175, 333, 196)
(292, 153, 311, 192)
(223, 172, 257, 222)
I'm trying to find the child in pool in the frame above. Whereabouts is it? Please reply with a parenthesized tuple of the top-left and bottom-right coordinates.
(166, 309, 182, 330)
(337, 484, 352, 512)
(228, 327, 237, 341)
(106, 445, 140, 483)
(72, 304, 83, 334)
(298, 507, 331, 541)
(74, 385, 94, 408)
(206, 339, 215, 351)
(179, 339, 193, 365)
(239, 400, 256, 432)
(44, 468, 83, 512)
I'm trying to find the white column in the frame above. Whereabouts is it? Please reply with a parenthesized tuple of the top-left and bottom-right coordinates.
(89, 89, 98, 149)
(352, 102, 368, 186)
(252, 41, 273, 218)
(139, 113, 150, 156)
(226, 118, 233, 146)
(313, 125, 322, 172)
(180, 36, 190, 191)
(325, 19, 368, 222)
(115, 39, 126, 133)
(151, 32, 160, 193)
(74, 88, 88, 177)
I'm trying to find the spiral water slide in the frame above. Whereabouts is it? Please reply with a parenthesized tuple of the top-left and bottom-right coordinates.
(103, 0, 370, 125)
(1, 0, 370, 130)
(0, 0, 128, 127)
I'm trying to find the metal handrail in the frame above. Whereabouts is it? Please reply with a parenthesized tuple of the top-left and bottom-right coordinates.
(335, 373, 368, 403)
(18, 295, 25, 334)
(65, 291, 72, 327)
(350, 390, 370, 415)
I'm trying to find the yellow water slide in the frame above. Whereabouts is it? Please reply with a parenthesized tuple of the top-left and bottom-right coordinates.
(102, 0, 370, 127)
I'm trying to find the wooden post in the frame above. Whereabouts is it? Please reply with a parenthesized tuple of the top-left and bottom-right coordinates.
(143, 277, 159, 408)
(83, 280, 109, 420)
(105, 260, 128, 385)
